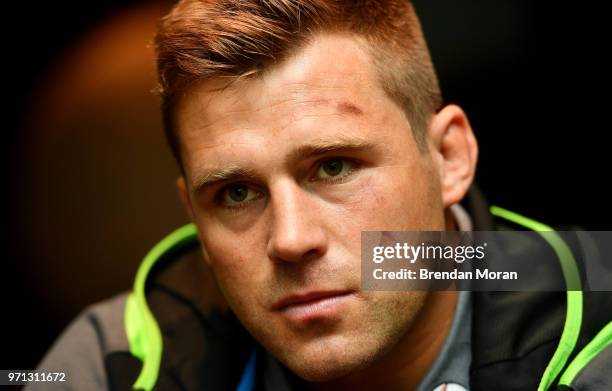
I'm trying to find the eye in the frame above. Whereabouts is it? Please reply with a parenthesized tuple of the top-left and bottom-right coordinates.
(219, 184, 261, 207)
(315, 158, 356, 180)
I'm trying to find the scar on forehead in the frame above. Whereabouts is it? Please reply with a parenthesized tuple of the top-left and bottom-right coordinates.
(337, 101, 363, 115)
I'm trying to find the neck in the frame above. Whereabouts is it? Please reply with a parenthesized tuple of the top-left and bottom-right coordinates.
(310, 208, 460, 391)
(310, 291, 458, 391)
(445, 206, 457, 231)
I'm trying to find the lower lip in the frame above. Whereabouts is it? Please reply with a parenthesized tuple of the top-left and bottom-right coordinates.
(280, 292, 354, 322)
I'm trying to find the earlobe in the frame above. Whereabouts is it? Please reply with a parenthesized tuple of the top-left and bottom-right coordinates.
(176, 176, 195, 221)
(428, 105, 479, 207)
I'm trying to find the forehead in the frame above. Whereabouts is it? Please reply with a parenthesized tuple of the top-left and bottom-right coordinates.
(175, 33, 409, 176)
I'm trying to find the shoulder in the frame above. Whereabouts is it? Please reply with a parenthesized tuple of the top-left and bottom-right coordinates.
(27, 293, 131, 390)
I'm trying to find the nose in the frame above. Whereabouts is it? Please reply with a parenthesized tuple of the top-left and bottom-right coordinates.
(266, 180, 328, 263)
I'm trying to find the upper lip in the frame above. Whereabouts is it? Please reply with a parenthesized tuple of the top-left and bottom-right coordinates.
(272, 290, 354, 310)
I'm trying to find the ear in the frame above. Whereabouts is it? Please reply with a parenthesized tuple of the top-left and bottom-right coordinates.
(176, 176, 195, 221)
(427, 104, 479, 207)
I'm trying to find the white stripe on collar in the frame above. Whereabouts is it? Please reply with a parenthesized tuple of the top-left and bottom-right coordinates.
(450, 203, 473, 232)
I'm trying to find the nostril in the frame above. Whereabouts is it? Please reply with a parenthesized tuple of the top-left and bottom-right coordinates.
(302, 248, 321, 262)
(267, 231, 327, 264)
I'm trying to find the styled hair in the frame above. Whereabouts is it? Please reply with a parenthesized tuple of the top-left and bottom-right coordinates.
(155, 0, 442, 169)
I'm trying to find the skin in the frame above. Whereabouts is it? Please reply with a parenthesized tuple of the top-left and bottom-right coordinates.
(174, 33, 478, 390)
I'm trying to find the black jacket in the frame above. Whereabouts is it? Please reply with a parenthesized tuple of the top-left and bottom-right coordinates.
(32, 187, 612, 391)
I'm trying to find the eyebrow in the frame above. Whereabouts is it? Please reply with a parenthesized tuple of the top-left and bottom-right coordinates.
(287, 137, 377, 163)
(191, 137, 377, 194)
(192, 165, 259, 194)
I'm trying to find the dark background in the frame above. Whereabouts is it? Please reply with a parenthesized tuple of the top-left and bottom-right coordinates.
(2, 0, 610, 371)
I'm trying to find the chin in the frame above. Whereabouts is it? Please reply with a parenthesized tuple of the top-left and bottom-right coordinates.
(278, 337, 380, 382)
(287, 357, 365, 382)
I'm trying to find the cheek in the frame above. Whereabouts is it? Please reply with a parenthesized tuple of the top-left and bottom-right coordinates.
(367, 291, 429, 342)
(335, 166, 443, 234)
(198, 225, 269, 308)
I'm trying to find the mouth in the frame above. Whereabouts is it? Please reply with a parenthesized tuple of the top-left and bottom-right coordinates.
(273, 290, 356, 322)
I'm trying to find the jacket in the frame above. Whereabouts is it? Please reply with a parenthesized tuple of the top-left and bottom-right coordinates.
(30, 187, 612, 390)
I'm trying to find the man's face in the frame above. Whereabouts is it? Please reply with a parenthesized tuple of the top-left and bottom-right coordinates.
(175, 34, 447, 381)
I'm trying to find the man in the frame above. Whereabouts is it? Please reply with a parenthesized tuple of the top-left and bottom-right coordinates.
(30, 1, 611, 390)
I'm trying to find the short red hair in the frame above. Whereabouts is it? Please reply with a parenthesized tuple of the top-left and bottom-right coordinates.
(155, 0, 442, 167)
